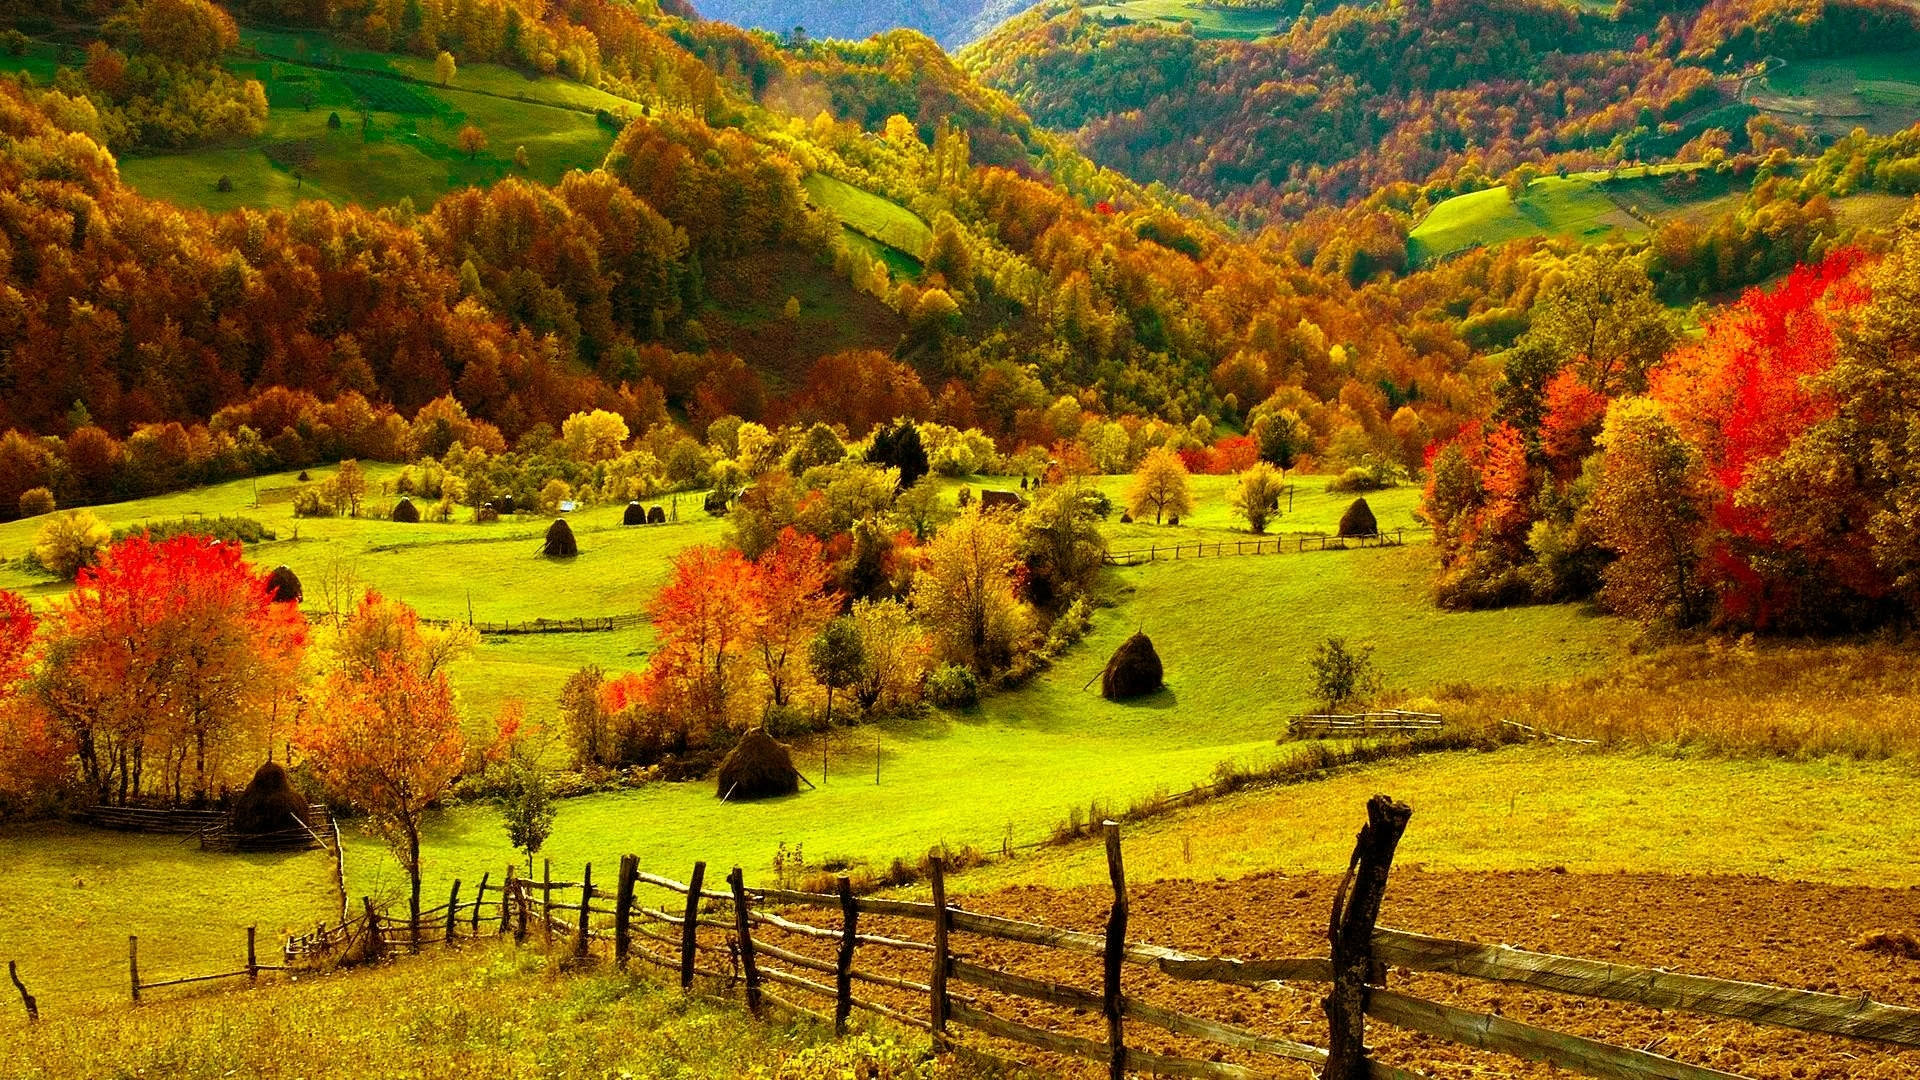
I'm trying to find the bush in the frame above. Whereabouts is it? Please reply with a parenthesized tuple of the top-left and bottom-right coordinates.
(113, 516, 274, 545)
(1325, 456, 1410, 493)
(34, 510, 110, 580)
(926, 664, 980, 709)
(16, 487, 54, 518)
(293, 488, 328, 517)
(1308, 637, 1381, 713)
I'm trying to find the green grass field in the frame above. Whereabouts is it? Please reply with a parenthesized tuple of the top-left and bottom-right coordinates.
(801, 172, 933, 260)
(5, 942, 904, 1074)
(1752, 50, 1920, 138)
(92, 27, 633, 213)
(1078, 0, 1295, 40)
(1410, 175, 1649, 265)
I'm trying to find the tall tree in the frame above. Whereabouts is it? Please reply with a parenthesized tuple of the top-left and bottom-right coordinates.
(911, 508, 1030, 673)
(646, 546, 760, 736)
(1231, 463, 1287, 534)
(1588, 399, 1715, 626)
(748, 529, 837, 709)
(301, 591, 467, 950)
(1127, 447, 1193, 525)
(1521, 250, 1679, 396)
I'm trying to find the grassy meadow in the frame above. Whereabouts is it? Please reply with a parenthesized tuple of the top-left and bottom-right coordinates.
(5, 943, 944, 1077)
(1077, 0, 1296, 40)
(1751, 49, 1920, 138)
(802, 172, 933, 260)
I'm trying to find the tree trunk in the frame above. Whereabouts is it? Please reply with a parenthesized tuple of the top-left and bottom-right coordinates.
(408, 825, 423, 954)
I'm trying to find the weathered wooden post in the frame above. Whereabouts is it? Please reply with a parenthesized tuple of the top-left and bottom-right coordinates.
(1101, 821, 1127, 1080)
(928, 856, 951, 1044)
(1323, 795, 1413, 1080)
(835, 875, 859, 1035)
(681, 861, 707, 991)
(247, 926, 258, 983)
(498, 865, 515, 936)
(614, 855, 638, 969)
(128, 936, 140, 1003)
(542, 858, 553, 946)
(8, 960, 35, 1022)
(516, 876, 530, 944)
(472, 871, 490, 936)
(363, 896, 383, 960)
(445, 879, 462, 945)
(727, 866, 762, 1016)
(576, 862, 594, 959)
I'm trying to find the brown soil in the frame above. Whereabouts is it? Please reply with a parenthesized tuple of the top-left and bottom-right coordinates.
(747, 869, 1920, 1078)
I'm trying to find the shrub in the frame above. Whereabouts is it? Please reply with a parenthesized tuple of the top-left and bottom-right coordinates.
(34, 510, 111, 580)
(1326, 456, 1410, 493)
(293, 488, 328, 517)
(16, 487, 54, 518)
(113, 516, 274, 545)
(926, 664, 980, 709)
(1308, 636, 1381, 713)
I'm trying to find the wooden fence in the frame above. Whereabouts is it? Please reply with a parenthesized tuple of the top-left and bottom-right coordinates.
(1107, 529, 1406, 566)
(416, 613, 644, 635)
(82, 802, 333, 852)
(1289, 711, 1444, 738)
(128, 927, 283, 1002)
(260, 801, 1920, 1079)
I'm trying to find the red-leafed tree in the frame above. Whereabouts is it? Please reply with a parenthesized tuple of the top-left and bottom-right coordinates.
(1539, 369, 1610, 479)
(646, 546, 761, 738)
(749, 529, 838, 709)
(0, 591, 65, 808)
(1653, 249, 1875, 625)
(300, 591, 467, 950)
(34, 536, 306, 805)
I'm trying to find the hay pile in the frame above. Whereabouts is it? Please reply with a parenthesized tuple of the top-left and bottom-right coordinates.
(647, 505, 666, 524)
(623, 501, 646, 525)
(544, 518, 578, 557)
(231, 761, 309, 835)
(265, 565, 302, 604)
(1338, 497, 1377, 537)
(392, 497, 420, 523)
(476, 503, 500, 523)
(716, 729, 800, 800)
(497, 494, 518, 515)
(1101, 632, 1163, 700)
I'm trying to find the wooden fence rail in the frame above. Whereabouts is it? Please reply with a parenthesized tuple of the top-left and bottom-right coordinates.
(231, 802, 1920, 1079)
(1289, 711, 1444, 738)
(1106, 529, 1408, 567)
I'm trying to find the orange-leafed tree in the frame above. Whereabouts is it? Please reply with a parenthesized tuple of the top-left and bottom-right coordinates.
(34, 536, 306, 805)
(301, 591, 468, 949)
(646, 547, 761, 739)
(749, 529, 837, 710)
(0, 591, 66, 808)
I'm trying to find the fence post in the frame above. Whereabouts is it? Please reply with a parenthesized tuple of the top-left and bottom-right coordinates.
(727, 866, 761, 1016)
(516, 876, 530, 944)
(9, 960, 37, 1022)
(1101, 821, 1126, 1080)
(128, 935, 140, 1004)
(835, 875, 858, 1036)
(929, 856, 951, 1044)
(247, 925, 258, 983)
(681, 861, 707, 991)
(614, 855, 637, 969)
(472, 871, 489, 936)
(498, 866, 515, 936)
(576, 862, 593, 959)
(1322, 795, 1414, 1080)
(446, 879, 461, 945)
(542, 858, 553, 946)
(363, 896, 383, 960)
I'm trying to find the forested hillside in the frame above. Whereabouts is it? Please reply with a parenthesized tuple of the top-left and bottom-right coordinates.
(964, 0, 1920, 219)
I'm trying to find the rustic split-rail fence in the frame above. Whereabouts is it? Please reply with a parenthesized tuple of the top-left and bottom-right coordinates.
(81, 802, 336, 853)
(238, 798, 1920, 1079)
(1289, 710, 1445, 738)
(1106, 529, 1407, 566)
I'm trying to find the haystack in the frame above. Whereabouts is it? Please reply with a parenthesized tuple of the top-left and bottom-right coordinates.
(476, 503, 500, 523)
(1101, 632, 1163, 700)
(647, 505, 666, 524)
(544, 518, 578, 557)
(1338, 497, 1377, 538)
(392, 496, 420, 523)
(265, 565, 303, 604)
(623, 501, 646, 525)
(231, 761, 309, 836)
(497, 494, 518, 515)
(715, 729, 800, 800)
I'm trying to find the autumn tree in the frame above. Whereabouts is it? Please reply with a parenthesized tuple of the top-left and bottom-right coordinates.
(435, 50, 457, 86)
(1127, 447, 1193, 525)
(807, 616, 864, 778)
(1017, 482, 1108, 607)
(301, 591, 467, 949)
(748, 529, 837, 710)
(333, 460, 368, 517)
(848, 599, 928, 714)
(0, 591, 63, 808)
(35, 510, 110, 580)
(457, 123, 488, 160)
(560, 665, 611, 768)
(647, 546, 760, 737)
(1587, 399, 1715, 626)
(1521, 249, 1679, 397)
(34, 536, 306, 804)
(912, 508, 1031, 673)
(1231, 463, 1286, 533)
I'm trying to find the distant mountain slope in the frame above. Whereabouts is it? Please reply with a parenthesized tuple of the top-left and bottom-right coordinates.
(687, 0, 1034, 47)
(963, 0, 1920, 218)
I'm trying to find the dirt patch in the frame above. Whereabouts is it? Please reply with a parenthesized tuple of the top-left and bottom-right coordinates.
(759, 869, 1920, 1078)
